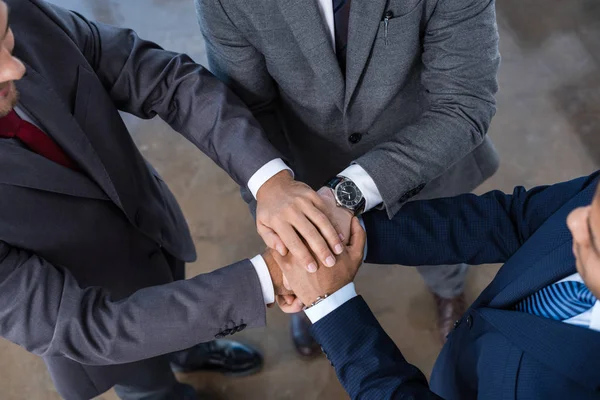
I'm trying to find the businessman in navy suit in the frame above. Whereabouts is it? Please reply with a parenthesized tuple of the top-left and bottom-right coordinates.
(276, 171, 600, 399)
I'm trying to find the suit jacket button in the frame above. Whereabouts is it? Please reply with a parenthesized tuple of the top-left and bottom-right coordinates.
(466, 315, 473, 328)
(453, 319, 461, 329)
(348, 133, 362, 144)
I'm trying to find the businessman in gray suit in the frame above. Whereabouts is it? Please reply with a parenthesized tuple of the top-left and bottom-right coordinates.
(196, 0, 501, 352)
(0, 0, 306, 399)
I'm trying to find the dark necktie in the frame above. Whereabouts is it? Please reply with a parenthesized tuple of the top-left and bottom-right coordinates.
(514, 280, 597, 321)
(0, 109, 80, 171)
(333, 0, 351, 74)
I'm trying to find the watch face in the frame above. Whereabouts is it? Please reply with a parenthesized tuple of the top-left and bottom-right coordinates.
(335, 180, 363, 208)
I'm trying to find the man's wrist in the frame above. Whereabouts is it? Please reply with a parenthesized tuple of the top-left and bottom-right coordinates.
(256, 169, 293, 200)
(324, 175, 366, 216)
(249, 254, 275, 305)
(298, 280, 349, 309)
(338, 164, 383, 212)
(304, 283, 357, 323)
(248, 159, 294, 199)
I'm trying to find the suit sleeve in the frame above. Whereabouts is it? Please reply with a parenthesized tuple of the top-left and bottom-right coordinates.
(195, 0, 292, 162)
(363, 173, 600, 266)
(0, 242, 265, 366)
(37, 0, 282, 187)
(312, 297, 441, 400)
(356, 0, 500, 217)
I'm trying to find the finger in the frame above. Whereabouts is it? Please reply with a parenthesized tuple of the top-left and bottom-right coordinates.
(312, 190, 345, 237)
(275, 295, 288, 309)
(257, 224, 288, 256)
(275, 222, 319, 273)
(281, 294, 296, 305)
(291, 212, 338, 268)
(304, 204, 345, 256)
(283, 274, 292, 291)
(276, 295, 304, 313)
(347, 217, 366, 255)
(279, 303, 304, 314)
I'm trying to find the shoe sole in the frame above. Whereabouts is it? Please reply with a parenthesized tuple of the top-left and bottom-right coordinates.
(171, 363, 264, 378)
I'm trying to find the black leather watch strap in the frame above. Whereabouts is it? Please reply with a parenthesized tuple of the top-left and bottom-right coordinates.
(325, 176, 344, 189)
(325, 176, 366, 216)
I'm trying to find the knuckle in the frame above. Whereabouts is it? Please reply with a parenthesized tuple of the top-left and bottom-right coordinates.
(284, 206, 300, 219)
(318, 247, 331, 259)
(297, 196, 312, 209)
(315, 212, 330, 225)
(312, 195, 325, 208)
(300, 253, 314, 265)
(287, 237, 302, 250)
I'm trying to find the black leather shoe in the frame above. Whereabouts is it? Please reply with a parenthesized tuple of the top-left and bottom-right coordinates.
(291, 312, 320, 357)
(171, 340, 263, 377)
(176, 383, 199, 400)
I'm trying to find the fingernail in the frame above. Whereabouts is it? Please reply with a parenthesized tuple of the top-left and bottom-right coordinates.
(339, 233, 345, 241)
(335, 244, 343, 254)
(276, 245, 285, 256)
(307, 263, 317, 273)
(325, 256, 335, 267)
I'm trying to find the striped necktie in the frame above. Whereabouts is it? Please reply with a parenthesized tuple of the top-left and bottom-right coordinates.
(514, 280, 597, 321)
(333, 0, 351, 74)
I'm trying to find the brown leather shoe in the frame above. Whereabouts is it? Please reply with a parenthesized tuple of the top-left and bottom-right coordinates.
(290, 312, 320, 357)
(434, 293, 467, 345)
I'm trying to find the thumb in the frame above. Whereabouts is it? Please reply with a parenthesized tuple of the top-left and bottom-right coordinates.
(281, 294, 296, 305)
(347, 217, 366, 252)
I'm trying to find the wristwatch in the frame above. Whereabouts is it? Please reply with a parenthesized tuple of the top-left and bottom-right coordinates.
(325, 176, 366, 216)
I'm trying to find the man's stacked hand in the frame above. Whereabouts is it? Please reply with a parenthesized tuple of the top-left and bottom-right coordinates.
(256, 170, 353, 273)
(263, 217, 366, 312)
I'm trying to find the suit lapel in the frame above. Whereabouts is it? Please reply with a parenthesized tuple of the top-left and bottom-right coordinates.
(0, 142, 109, 201)
(469, 182, 597, 310)
(478, 308, 600, 392)
(278, 0, 345, 110)
(15, 64, 123, 208)
(488, 241, 575, 308)
(344, 0, 388, 109)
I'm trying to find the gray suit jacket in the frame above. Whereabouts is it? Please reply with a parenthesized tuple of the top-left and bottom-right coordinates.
(1, 0, 273, 398)
(197, 0, 501, 216)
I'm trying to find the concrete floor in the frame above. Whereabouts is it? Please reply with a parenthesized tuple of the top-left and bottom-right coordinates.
(1, 0, 599, 399)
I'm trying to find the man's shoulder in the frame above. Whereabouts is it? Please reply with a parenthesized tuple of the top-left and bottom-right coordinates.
(7, 0, 71, 40)
(7, 0, 50, 20)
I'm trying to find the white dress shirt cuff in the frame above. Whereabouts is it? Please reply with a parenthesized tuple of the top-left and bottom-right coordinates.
(249, 255, 275, 305)
(247, 158, 293, 199)
(304, 282, 357, 323)
(339, 164, 383, 212)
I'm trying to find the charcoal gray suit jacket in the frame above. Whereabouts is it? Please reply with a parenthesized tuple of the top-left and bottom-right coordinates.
(0, 0, 278, 398)
(197, 0, 501, 216)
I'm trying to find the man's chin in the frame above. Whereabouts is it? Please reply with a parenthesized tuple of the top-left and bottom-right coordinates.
(0, 82, 18, 117)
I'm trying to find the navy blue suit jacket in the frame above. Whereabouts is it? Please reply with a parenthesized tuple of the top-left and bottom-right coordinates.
(311, 172, 600, 399)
